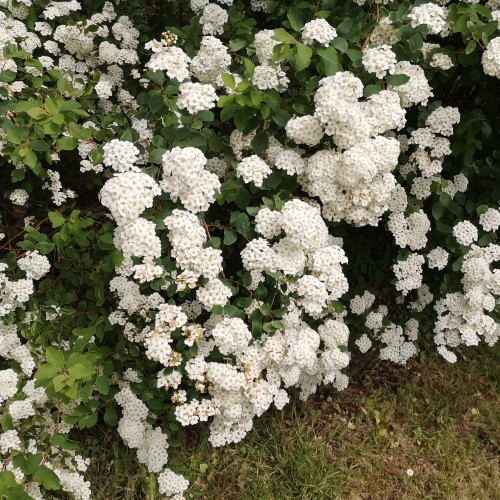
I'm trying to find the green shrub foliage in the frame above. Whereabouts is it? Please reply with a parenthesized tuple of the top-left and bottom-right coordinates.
(0, 0, 499, 497)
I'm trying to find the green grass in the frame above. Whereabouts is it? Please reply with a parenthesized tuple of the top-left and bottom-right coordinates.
(81, 346, 500, 499)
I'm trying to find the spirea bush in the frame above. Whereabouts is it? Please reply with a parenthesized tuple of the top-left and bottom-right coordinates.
(0, 0, 499, 497)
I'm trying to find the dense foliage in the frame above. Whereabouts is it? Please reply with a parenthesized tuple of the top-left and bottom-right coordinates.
(0, 0, 499, 497)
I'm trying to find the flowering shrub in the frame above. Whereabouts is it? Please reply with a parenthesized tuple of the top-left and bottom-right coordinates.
(0, 0, 499, 497)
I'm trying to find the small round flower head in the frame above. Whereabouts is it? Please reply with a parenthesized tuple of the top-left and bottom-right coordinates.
(430, 53, 453, 70)
(275, 149, 306, 176)
(252, 65, 289, 91)
(408, 3, 447, 35)
(425, 106, 460, 137)
(177, 82, 217, 114)
(362, 45, 397, 79)
(301, 19, 337, 46)
(285, 115, 324, 146)
(145, 42, 191, 81)
(102, 139, 140, 172)
(453, 221, 478, 246)
(356, 334, 372, 353)
(199, 3, 228, 35)
(427, 247, 449, 270)
(255, 207, 283, 239)
(479, 208, 500, 232)
(389, 61, 433, 107)
(482, 37, 500, 79)
(9, 189, 29, 206)
(236, 155, 272, 187)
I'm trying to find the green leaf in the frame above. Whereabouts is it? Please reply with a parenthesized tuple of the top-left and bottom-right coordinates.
(332, 37, 348, 53)
(363, 84, 381, 97)
(95, 375, 110, 395)
(337, 18, 354, 36)
(294, 43, 313, 72)
(287, 8, 304, 31)
(273, 28, 297, 45)
(26, 107, 49, 120)
(30, 140, 48, 151)
(408, 33, 423, 52)
(221, 73, 236, 89)
(35, 363, 60, 381)
(234, 188, 251, 210)
(23, 148, 38, 169)
(57, 78, 69, 93)
(436, 222, 452, 234)
(149, 148, 166, 164)
(223, 230, 237, 245)
(26, 453, 43, 474)
(45, 347, 65, 367)
(49, 211, 65, 228)
(104, 405, 118, 426)
(465, 40, 476, 55)
(272, 109, 292, 127)
(432, 203, 444, 220)
(32, 465, 61, 490)
(68, 363, 95, 380)
(243, 58, 255, 77)
(0, 70, 16, 82)
(56, 136, 78, 152)
(51, 434, 77, 450)
(6, 127, 22, 144)
(251, 130, 269, 154)
(206, 237, 221, 249)
(386, 74, 410, 86)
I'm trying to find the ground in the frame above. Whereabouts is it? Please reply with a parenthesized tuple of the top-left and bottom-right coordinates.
(80, 345, 499, 499)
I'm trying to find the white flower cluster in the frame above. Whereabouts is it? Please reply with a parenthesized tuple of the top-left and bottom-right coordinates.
(200, 3, 228, 35)
(100, 142, 164, 277)
(453, 220, 478, 246)
(389, 61, 433, 107)
(400, 106, 461, 201)
(427, 247, 449, 270)
(115, 385, 185, 489)
(379, 323, 417, 365)
(434, 244, 500, 360)
(425, 106, 460, 136)
(408, 3, 448, 35)
(301, 19, 337, 46)
(192, 36, 231, 84)
(42, 170, 76, 206)
(0, 322, 35, 377)
(17, 251, 50, 280)
(165, 209, 223, 281)
(161, 147, 221, 213)
(102, 139, 140, 173)
(482, 37, 500, 78)
(362, 45, 397, 79)
(254, 30, 279, 64)
(430, 52, 454, 70)
(0, 369, 19, 403)
(252, 65, 289, 91)
(388, 210, 431, 251)
(479, 208, 500, 232)
(236, 155, 272, 187)
(9, 189, 29, 206)
(145, 40, 191, 81)
(177, 81, 218, 114)
(284, 71, 409, 226)
(393, 253, 425, 295)
(369, 17, 400, 45)
(285, 115, 324, 147)
(242, 199, 348, 315)
(99, 171, 161, 224)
